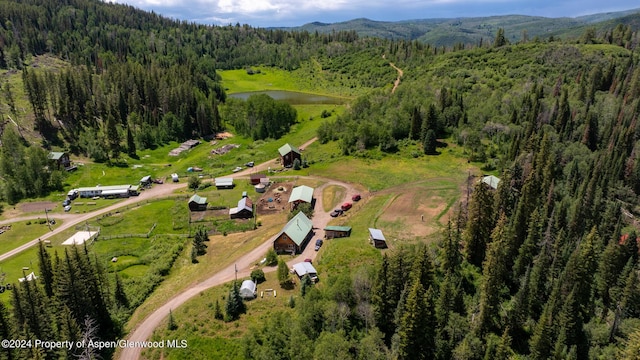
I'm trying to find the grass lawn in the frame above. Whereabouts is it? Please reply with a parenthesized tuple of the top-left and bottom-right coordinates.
(143, 271, 297, 360)
(322, 185, 347, 212)
(124, 211, 289, 333)
(0, 221, 58, 255)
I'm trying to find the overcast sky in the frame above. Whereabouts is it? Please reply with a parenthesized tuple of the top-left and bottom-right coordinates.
(110, 0, 637, 28)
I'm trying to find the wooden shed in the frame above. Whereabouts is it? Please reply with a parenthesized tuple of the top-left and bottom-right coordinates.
(288, 185, 314, 210)
(48, 151, 71, 170)
(324, 225, 352, 239)
(188, 194, 208, 211)
(250, 173, 267, 185)
(369, 228, 387, 249)
(278, 143, 301, 168)
(273, 212, 313, 254)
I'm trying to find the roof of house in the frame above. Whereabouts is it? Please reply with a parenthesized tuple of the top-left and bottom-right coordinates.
(278, 212, 313, 246)
(324, 226, 352, 232)
(229, 197, 253, 215)
(292, 262, 317, 277)
(278, 143, 301, 157)
(100, 189, 130, 196)
(77, 185, 132, 193)
(140, 175, 151, 183)
(368, 228, 386, 241)
(48, 151, 67, 160)
(481, 175, 501, 189)
(250, 173, 266, 180)
(189, 194, 208, 205)
(215, 177, 234, 187)
(288, 185, 314, 204)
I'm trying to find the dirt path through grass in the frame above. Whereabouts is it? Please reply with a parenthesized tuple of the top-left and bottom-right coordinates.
(119, 175, 359, 360)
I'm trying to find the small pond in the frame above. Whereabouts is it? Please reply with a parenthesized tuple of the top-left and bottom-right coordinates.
(228, 90, 346, 105)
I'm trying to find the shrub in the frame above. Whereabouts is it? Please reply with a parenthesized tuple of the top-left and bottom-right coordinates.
(251, 269, 266, 284)
(265, 248, 278, 266)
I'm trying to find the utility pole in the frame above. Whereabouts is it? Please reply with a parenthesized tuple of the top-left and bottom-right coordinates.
(44, 208, 52, 231)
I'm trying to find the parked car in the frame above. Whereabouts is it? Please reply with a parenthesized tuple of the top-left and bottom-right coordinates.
(232, 166, 243, 173)
(304, 258, 313, 263)
(341, 202, 352, 211)
(63, 205, 72, 212)
(245, 161, 254, 167)
(314, 239, 323, 251)
(62, 199, 71, 206)
(352, 194, 361, 201)
(330, 209, 344, 217)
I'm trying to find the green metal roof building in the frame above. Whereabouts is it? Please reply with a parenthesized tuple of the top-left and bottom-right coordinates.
(273, 212, 314, 254)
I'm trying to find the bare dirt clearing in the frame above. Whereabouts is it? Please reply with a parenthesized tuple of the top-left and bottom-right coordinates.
(20, 201, 58, 213)
(375, 179, 461, 242)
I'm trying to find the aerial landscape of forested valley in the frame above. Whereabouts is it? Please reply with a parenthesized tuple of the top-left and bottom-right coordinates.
(1, 0, 640, 359)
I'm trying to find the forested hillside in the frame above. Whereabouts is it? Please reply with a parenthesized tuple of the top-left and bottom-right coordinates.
(3, 0, 640, 359)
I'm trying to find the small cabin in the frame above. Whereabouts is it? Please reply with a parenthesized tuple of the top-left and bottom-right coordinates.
(369, 228, 387, 249)
(48, 152, 71, 170)
(230, 197, 253, 219)
(215, 177, 234, 189)
(188, 194, 208, 211)
(278, 143, 301, 168)
(324, 226, 352, 239)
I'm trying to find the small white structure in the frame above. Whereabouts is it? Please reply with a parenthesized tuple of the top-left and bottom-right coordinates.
(481, 175, 501, 190)
(240, 279, 257, 299)
(18, 272, 38, 282)
(62, 231, 98, 245)
(171, 173, 179, 182)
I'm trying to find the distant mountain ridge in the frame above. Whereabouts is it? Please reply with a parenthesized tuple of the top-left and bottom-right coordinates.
(273, 8, 640, 46)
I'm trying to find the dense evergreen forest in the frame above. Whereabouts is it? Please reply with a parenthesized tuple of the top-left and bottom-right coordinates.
(2, 0, 640, 359)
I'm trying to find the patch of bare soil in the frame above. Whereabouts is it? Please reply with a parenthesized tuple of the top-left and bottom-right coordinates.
(256, 182, 293, 215)
(20, 201, 57, 213)
(379, 190, 445, 238)
(190, 209, 227, 222)
(215, 132, 234, 140)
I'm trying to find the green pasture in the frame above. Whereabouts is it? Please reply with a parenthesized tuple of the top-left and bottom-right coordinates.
(220, 66, 358, 99)
(303, 139, 473, 191)
(144, 271, 296, 360)
(0, 221, 57, 255)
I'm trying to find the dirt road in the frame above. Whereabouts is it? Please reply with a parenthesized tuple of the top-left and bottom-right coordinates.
(119, 176, 359, 360)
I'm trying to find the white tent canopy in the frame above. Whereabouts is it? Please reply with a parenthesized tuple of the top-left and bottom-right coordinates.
(19, 272, 38, 282)
(62, 231, 98, 245)
(240, 279, 257, 299)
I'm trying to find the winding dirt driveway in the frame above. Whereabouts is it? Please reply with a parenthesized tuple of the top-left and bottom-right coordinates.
(0, 136, 362, 360)
(119, 175, 359, 360)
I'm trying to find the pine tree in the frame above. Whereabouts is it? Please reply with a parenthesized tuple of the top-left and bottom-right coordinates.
(167, 309, 178, 330)
(396, 280, 435, 360)
(372, 254, 395, 345)
(410, 243, 434, 290)
(441, 220, 462, 275)
(423, 129, 437, 155)
(493, 28, 508, 47)
(37, 240, 55, 298)
(409, 106, 423, 141)
(277, 259, 292, 288)
(192, 226, 208, 256)
(0, 301, 15, 360)
(553, 287, 587, 360)
(126, 125, 136, 157)
(225, 281, 246, 321)
(214, 299, 224, 320)
(463, 182, 495, 267)
(476, 213, 511, 335)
